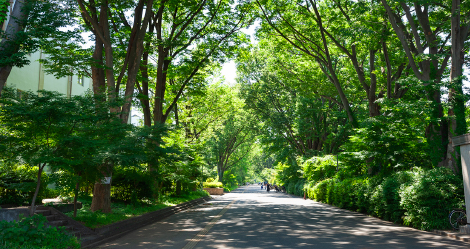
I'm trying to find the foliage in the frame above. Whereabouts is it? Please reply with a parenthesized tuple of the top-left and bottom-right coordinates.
(0, 89, 127, 213)
(203, 182, 223, 188)
(0, 215, 79, 249)
(111, 165, 154, 205)
(301, 155, 337, 183)
(223, 172, 238, 187)
(303, 167, 464, 230)
(0, 164, 48, 206)
(343, 97, 433, 174)
(399, 168, 464, 230)
(0, 0, 79, 69)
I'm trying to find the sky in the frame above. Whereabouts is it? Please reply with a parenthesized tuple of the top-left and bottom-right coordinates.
(219, 22, 258, 87)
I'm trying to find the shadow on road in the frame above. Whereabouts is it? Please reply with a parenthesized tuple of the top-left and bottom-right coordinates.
(99, 185, 469, 249)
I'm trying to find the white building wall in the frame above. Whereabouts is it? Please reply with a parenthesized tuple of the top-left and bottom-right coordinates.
(6, 51, 92, 95)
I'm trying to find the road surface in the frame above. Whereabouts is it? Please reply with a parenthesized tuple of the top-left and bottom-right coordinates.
(97, 185, 469, 248)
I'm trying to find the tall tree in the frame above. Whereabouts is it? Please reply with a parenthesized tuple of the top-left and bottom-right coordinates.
(238, 44, 350, 159)
(208, 111, 256, 183)
(136, 0, 253, 127)
(76, 0, 153, 212)
(381, 0, 470, 167)
(0, 0, 76, 96)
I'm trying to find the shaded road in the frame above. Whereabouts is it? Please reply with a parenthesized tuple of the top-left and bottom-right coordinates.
(98, 185, 469, 248)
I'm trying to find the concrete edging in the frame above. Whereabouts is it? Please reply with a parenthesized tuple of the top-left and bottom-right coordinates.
(82, 196, 212, 248)
(432, 230, 470, 243)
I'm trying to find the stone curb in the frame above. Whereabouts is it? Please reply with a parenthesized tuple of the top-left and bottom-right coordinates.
(432, 230, 470, 243)
(82, 196, 212, 249)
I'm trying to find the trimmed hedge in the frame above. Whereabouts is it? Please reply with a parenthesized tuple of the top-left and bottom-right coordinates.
(203, 182, 223, 188)
(286, 179, 305, 196)
(303, 167, 464, 230)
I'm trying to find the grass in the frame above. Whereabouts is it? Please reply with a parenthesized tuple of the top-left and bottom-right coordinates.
(65, 190, 209, 229)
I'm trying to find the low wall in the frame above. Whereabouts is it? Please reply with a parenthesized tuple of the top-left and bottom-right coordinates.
(45, 202, 82, 213)
(83, 196, 212, 248)
(203, 188, 224, 195)
(0, 207, 30, 222)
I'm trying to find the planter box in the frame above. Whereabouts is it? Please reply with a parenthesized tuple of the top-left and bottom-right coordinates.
(203, 188, 224, 195)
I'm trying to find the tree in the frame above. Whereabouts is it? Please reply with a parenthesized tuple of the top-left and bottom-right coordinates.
(380, 0, 470, 167)
(0, 0, 77, 96)
(238, 44, 350, 160)
(0, 89, 124, 215)
(74, 0, 154, 212)
(208, 109, 256, 183)
(132, 0, 254, 128)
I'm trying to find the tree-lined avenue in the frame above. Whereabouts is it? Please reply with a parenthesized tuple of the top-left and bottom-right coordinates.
(98, 185, 469, 249)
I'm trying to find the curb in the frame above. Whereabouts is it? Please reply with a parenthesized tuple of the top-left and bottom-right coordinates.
(432, 230, 470, 243)
(82, 196, 212, 249)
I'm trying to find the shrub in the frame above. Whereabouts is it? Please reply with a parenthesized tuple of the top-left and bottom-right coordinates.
(0, 165, 49, 206)
(285, 179, 305, 196)
(302, 155, 337, 182)
(294, 179, 306, 196)
(203, 182, 223, 188)
(205, 177, 217, 182)
(312, 179, 329, 202)
(0, 215, 80, 249)
(305, 167, 463, 231)
(111, 166, 154, 204)
(399, 168, 464, 230)
(332, 178, 356, 209)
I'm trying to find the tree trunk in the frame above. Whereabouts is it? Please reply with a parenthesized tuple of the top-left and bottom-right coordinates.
(73, 180, 80, 217)
(0, 66, 12, 97)
(446, 0, 467, 172)
(0, 0, 28, 97)
(139, 51, 152, 126)
(148, 160, 160, 200)
(90, 181, 111, 213)
(217, 166, 224, 183)
(29, 163, 45, 216)
(176, 180, 181, 196)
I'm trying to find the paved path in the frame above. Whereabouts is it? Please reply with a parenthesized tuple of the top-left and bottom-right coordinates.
(97, 185, 469, 248)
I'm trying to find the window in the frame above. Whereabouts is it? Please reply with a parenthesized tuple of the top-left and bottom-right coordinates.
(78, 75, 84, 86)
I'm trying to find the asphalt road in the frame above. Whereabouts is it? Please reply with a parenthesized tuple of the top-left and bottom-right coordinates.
(98, 185, 469, 249)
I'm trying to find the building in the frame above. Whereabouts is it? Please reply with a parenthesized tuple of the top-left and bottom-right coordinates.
(6, 51, 92, 96)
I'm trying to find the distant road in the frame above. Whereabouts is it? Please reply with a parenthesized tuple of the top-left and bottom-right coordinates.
(98, 185, 469, 249)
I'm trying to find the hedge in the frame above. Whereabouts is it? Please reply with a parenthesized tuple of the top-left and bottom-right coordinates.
(203, 182, 223, 188)
(303, 167, 464, 230)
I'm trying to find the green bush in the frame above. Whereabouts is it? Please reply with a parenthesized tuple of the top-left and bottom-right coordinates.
(0, 215, 80, 249)
(111, 166, 154, 204)
(302, 155, 337, 182)
(203, 182, 223, 188)
(0, 165, 49, 206)
(332, 178, 356, 209)
(399, 168, 464, 230)
(306, 167, 463, 231)
(285, 179, 305, 196)
(312, 179, 329, 202)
